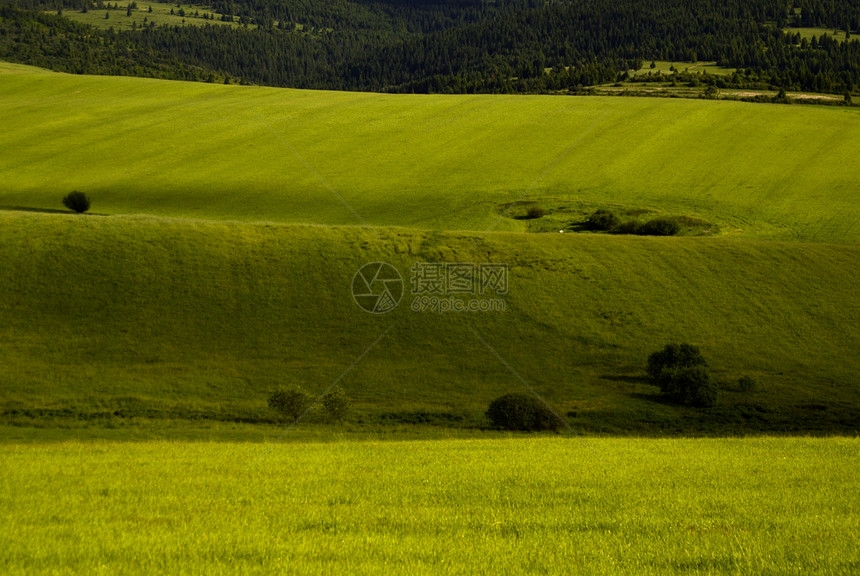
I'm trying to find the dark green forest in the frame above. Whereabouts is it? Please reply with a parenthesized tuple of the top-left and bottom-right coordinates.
(2, 0, 859, 94)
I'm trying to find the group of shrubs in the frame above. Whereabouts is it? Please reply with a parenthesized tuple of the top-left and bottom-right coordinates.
(646, 343, 761, 407)
(270, 344, 760, 431)
(268, 385, 351, 423)
(482, 343, 762, 432)
(509, 205, 694, 236)
(483, 345, 719, 432)
(586, 209, 681, 236)
(646, 343, 719, 407)
(268, 385, 565, 432)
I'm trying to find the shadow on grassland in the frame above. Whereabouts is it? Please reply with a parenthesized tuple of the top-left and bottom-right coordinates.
(0, 206, 106, 215)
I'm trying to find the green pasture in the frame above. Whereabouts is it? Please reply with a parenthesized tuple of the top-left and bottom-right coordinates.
(0, 59, 857, 575)
(49, 1, 248, 31)
(785, 27, 852, 43)
(1, 63, 858, 244)
(1, 210, 857, 433)
(1, 438, 857, 574)
(631, 61, 736, 76)
(0, 62, 857, 430)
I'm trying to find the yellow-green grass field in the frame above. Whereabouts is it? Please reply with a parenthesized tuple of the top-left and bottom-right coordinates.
(1, 438, 858, 574)
(1, 63, 858, 244)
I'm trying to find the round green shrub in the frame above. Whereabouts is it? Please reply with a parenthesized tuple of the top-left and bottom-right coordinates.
(268, 386, 312, 421)
(647, 343, 717, 406)
(673, 365, 719, 407)
(486, 393, 558, 431)
(647, 343, 708, 383)
(586, 209, 619, 231)
(322, 386, 351, 422)
(62, 191, 91, 214)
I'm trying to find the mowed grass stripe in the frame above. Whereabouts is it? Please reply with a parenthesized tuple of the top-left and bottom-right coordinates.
(1, 63, 858, 243)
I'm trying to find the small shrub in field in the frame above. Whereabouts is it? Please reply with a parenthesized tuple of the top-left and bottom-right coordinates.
(62, 191, 91, 214)
(637, 218, 680, 236)
(647, 343, 708, 382)
(486, 393, 558, 431)
(586, 209, 619, 231)
(268, 386, 312, 421)
(672, 365, 719, 407)
(524, 206, 546, 219)
(322, 386, 351, 422)
(647, 343, 717, 406)
(738, 375, 759, 393)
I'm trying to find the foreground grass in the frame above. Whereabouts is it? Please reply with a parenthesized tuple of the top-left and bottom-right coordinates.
(1, 437, 857, 574)
(1, 211, 858, 433)
(1, 63, 858, 243)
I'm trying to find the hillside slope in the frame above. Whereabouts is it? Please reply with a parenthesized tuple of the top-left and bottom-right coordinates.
(1, 63, 858, 244)
(1, 211, 857, 433)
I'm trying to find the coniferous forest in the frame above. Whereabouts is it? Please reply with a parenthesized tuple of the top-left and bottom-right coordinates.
(1, 0, 859, 94)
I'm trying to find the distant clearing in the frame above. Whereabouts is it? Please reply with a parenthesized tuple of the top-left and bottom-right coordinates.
(785, 27, 852, 44)
(630, 60, 736, 76)
(48, 0, 255, 30)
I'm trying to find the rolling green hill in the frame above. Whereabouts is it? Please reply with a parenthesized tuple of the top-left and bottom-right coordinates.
(1, 210, 857, 433)
(1, 63, 858, 244)
(1, 63, 858, 435)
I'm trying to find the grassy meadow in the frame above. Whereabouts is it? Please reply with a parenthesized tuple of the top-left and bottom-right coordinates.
(786, 27, 852, 44)
(1, 59, 859, 573)
(0, 62, 858, 435)
(1, 63, 858, 243)
(629, 61, 736, 76)
(2, 438, 858, 575)
(50, 1, 249, 31)
(0, 61, 857, 433)
(0, 211, 857, 434)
